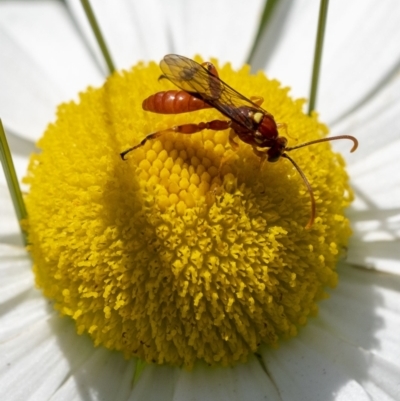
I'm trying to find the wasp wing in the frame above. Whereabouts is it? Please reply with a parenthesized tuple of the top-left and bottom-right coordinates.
(160, 54, 268, 131)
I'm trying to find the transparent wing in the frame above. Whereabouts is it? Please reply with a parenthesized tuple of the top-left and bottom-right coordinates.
(160, 54, 268, 131)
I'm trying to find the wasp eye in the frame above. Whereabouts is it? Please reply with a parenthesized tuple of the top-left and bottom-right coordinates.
(268, 155, 280, 163)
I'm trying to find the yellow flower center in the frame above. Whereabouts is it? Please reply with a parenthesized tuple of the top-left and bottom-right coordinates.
(24, 58, 353, 368)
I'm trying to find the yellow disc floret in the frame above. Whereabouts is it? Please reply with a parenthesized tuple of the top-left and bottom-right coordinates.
(24, 57, 353, 368)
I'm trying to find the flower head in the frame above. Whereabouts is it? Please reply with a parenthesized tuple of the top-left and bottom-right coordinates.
(24, 57, 352, 367)
(2, 1, 400, 400)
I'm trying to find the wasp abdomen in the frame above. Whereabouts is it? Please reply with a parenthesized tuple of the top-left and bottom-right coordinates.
(142, 90, 211, 114)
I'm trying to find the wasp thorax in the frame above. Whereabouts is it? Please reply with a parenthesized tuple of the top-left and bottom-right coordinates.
(252, 112, 263, 123)
(258, 114, 279, 140)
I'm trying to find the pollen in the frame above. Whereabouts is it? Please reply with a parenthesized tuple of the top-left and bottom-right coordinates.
(23, 57, 353, 368)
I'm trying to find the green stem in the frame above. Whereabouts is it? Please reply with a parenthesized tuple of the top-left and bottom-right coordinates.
(0, 119, 28, 245)
(308, 0, 329, 115)
(80, 0, 116, 75)
(247, 0, 280, 65)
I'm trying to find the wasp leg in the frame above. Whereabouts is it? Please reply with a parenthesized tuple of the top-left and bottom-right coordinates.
(252, 146, 267, 171)
(201, 62, 219, 78)
(250, 96, 264, 106)
(228, 129, 240, 150)
(276, 122, 289, 138)
(121, 120, 231, 160)
(120, 131, 165, 159)
(218, 130, 240, 176)
(201, 61, 221, 99)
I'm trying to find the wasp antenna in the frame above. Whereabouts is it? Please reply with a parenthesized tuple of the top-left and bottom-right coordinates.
(282, 154, 315, 229)
(286, 135, 358, 153)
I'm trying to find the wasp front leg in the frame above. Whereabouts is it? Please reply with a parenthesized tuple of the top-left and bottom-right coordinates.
(277, 122, 288, 137)
(252, 146, 268, 171)
(228, 129, 240, 150)
(217, 130, 241, 176)
(121, 120, 231, 160)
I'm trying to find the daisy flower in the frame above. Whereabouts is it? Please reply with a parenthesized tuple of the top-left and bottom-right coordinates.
(1, 1, 400, 400)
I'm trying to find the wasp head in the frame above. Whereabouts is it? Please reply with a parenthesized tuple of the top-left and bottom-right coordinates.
(267, 136, 288, 162)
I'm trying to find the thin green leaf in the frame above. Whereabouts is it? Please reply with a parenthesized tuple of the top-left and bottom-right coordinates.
(0, 119, 28, 245)
(80, 0, 116, 75)
(308, 0, 330, 115)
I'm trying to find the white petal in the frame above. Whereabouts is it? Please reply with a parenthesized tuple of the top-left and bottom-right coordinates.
(261, 326, 385, 401)
(51, 349, 136, 401)
(0, 245, 135, 401)
(224, 357, 281, 401)
(130, 355, 281, 401)
(163, 0, 265, 68)
(331, 69, 400, 168)
(329, 71, 400, 272)
(347, 237, 400, 274)
(0, 1, 104, 141)
(0, 189, 23, 247)
(363, 352, 400, 401)
(261, 330, 370, 401)
(261, 0, 400, 123)
(251, 0, 319, 91)
(260, 263, 400, 401)
(173, 356, 280, 401)
(0, 314, 96, 401)
(320, 0, 400, 124)
(321, 264, 400, 368)
(129, 364, 177, 401)
(0, 246, 49, 343)
(66, 0, 264, 69)
(348, 141, 400, 210)
(0, 245, 32, 302)
(65, 0, 170, 69)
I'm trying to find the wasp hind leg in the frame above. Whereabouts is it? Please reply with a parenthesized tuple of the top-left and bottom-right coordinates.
(120, 131, 165, 160)
(121, 120, 231, 160)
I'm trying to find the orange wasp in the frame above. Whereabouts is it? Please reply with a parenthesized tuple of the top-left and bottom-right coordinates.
(121, 54, 358, 228)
